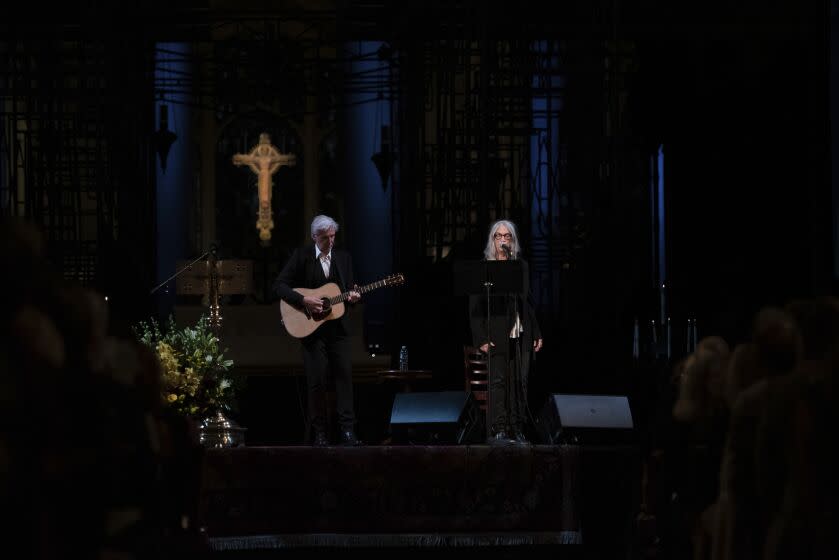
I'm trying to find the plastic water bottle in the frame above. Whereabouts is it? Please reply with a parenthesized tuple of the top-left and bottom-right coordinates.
(399, 345, 409, 371)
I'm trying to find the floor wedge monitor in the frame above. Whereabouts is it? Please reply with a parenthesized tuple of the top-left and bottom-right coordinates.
(537, 394, 635, 444)
(389, 391, 483, 444)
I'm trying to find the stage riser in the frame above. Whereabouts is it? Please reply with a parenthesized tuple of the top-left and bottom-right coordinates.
(198, 445, 639, 543)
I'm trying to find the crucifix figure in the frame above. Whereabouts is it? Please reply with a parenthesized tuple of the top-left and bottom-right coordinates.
(232, 133, 297, 244)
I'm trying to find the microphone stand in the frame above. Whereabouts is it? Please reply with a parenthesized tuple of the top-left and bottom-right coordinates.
(149, 247, 221, 337)
(484, 273, 493, 440)
(149, 250, 210, 295)
(207, 248, 222, 337)
(502, 245, 515, 436)
(486, 244, 513, 441)
(511, 275, 525, 436)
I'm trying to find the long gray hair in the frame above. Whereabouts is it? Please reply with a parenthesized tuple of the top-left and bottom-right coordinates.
(483, 219, 520, 260)
(310, 214, 339, 236)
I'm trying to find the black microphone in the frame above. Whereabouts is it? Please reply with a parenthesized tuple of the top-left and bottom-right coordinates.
(501, 243, 512, 259)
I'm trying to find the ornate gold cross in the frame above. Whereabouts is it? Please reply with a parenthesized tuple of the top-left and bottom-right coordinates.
(232, 133, 297, 243)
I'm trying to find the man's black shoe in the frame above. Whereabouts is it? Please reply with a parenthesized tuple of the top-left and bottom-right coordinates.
(312, 430, 329, 447)
(486, 430, 516, 445)
(339, 430, 361, 446)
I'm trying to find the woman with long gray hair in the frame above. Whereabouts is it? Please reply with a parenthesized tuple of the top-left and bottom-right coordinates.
(470, 219, 543, 444)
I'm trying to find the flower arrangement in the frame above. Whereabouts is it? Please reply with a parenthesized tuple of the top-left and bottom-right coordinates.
(135, 315, 238, 417)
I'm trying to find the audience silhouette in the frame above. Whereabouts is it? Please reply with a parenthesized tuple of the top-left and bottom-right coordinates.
(663, 298, 838, 560)
(0, 218, 208, 559)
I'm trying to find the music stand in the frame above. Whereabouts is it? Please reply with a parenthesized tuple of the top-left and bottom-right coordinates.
(454, 259, 524, 441)
(174, 257, 254, 336)
(175, 259, 254, 297)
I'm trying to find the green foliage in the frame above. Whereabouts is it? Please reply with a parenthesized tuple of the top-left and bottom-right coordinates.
(134, 315, 241, 417)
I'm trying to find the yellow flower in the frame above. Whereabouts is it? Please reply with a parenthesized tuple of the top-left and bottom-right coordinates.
(156, 342, 180, 376)
(138, 315, 236, 417)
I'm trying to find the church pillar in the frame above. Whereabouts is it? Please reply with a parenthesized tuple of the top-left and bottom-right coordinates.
(302, 89, 320, 245)
(199, 104, 217, 252)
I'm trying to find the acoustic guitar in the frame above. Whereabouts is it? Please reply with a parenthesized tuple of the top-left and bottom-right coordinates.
(280, 273, 405, 338)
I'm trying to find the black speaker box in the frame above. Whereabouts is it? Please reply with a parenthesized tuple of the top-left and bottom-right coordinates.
(389, 391, 483, 444)
(537, 394, 635, 444)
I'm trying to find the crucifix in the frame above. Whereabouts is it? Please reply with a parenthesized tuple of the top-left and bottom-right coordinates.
(232, 132, 297, 244)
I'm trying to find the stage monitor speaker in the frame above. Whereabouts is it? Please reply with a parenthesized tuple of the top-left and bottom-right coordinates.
(389, 391, 483, 444)
(537, 394, 635, 444)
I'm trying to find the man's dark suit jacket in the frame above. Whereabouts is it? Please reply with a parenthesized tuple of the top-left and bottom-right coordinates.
(273, 245, 355, 335)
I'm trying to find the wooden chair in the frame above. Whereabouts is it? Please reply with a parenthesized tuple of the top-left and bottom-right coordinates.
(463, 346, 488, 410)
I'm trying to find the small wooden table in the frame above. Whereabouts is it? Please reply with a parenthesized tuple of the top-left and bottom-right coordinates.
(377, 369, 433, 393)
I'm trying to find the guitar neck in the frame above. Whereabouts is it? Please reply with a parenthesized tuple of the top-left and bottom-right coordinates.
(329, 279, 391, 305)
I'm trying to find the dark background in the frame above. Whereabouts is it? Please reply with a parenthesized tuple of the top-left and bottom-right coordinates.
(1, 0, 831, 440)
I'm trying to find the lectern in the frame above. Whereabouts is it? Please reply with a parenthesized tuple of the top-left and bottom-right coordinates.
(175, 259, 254, 296)
(175, 258, 254, 332)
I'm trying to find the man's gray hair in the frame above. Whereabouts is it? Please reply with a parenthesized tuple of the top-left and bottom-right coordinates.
(310, 215, 339, 236)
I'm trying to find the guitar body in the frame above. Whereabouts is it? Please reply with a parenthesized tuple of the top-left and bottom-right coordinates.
(278, 273, 404, 339)
(280, 283, 346, 338)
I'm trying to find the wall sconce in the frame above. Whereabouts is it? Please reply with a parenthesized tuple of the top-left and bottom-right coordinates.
(154, 104, 178, 172)
(371, 125, 396, 191)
